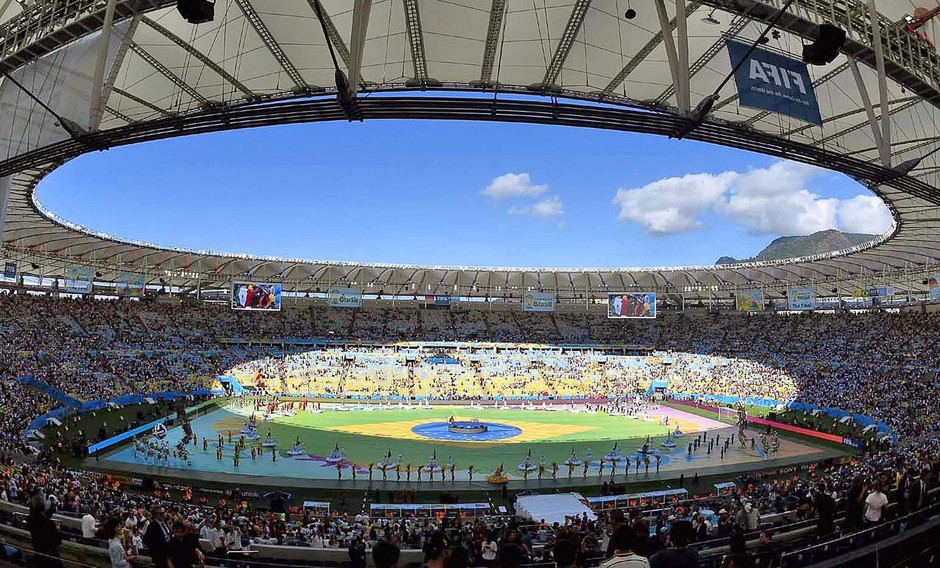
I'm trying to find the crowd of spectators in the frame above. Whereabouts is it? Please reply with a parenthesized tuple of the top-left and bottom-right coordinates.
(1, 293, 939, 443)
(4, 431, 937, 568)
(0, 293, 938, 565)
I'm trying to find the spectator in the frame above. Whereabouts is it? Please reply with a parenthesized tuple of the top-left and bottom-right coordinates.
(553, 538, 580, 568)
(600, 526, 649, 568)
(105, 517, 134, 568)
(372, 541, 400, 568)
(143, 507, 172, 568)
(864, 483, 889, 524)
(81, 510, 98, 539)
(649, 522, 698, 568)
(167, 521, 203, 568)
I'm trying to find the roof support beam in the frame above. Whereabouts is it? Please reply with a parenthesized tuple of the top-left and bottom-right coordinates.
(402, 0, 430, 85)
(815, 98, 919, 147)
(141, 16, 254, 99)
(89, 0, 117, 131)
(0, 0, 14, 21)
(305, 0, 352, 69)
(539, 0, 591, 89)
(233, 0, 306, 90)
(110, 86, 175, 118)
(0, 0, 170, 75)
(128, 42, 208, 105)
(847, 55, 890, 167)
(91, 15, 138, 130)
(673, 0, 691, 113)
(656, 15, 748, 105)
(346, 0, 372, 95)
(868, 0, 891, 167)
(105, 106, 135, 125)
(601, 2, 701, 98)
(654, 0, 691, 112)
(89, 0, 117, 132)
(479, 0, 508, 85)
(787, 95, 919, 139)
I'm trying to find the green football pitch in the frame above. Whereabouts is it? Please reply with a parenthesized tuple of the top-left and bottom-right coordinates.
(203, 405, 709, 474)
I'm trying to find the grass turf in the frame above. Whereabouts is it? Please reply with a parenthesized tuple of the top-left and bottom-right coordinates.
(213, 405, 684, 473)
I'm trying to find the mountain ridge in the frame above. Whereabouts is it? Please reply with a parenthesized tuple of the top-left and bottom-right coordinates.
(716, 229, 878, 265)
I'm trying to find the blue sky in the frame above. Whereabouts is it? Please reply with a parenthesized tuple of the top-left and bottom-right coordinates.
(36, 119, 893, 268)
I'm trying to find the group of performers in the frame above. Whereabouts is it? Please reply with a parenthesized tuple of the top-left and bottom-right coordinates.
(133, 437, 191, 467)
(128, 396, 785, 483)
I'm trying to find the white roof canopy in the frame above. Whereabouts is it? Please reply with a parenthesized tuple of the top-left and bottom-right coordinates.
(0, 0, 938, 299)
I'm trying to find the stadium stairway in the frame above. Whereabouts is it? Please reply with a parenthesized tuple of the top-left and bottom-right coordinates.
(15, 376, 80, 408)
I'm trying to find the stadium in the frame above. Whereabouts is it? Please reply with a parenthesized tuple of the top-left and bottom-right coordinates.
(0, 0, 938, 567)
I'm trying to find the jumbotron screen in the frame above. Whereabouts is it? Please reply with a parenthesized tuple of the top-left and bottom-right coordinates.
(231, 282, 281, 311)
(607, 292, 656, 319)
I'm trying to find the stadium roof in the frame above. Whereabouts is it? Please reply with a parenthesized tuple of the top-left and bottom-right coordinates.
(1, 0, 940, 300)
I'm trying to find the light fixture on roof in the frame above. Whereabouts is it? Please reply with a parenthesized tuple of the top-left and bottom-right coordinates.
(701, 9, 720, 25)
(624, 0, 636, 20)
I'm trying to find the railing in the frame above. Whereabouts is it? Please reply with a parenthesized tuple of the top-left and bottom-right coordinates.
(780, 499, 940, 566)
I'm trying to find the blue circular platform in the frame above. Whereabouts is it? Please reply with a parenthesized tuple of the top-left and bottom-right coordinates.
(412, 421, 522, 441)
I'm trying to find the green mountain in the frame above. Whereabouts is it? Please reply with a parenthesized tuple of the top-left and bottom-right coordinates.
(716, 229, 878, 265)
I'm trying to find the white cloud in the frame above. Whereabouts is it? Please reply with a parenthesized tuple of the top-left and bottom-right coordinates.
(483, 172, 547, 200)
(612, 172, 734, 234)
(509, 196, 564, 218)
(613, 160, 888, 237)
(717, 161, 838, 235)
(838, 195, 894, 234)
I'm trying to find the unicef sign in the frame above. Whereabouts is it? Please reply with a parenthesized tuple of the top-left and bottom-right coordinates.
(522, 291, 555, 313)
(329, 287, 362, 308)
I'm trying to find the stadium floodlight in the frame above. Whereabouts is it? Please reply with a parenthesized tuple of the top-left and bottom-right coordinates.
(177, 0, 215, 24)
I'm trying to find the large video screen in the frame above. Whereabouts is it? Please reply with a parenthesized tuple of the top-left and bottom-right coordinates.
(607, 292, 656, 319)
(232, 282, 281, 311)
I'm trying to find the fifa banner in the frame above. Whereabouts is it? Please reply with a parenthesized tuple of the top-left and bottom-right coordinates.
(929, 274, 940, 300)
(788, 287, 816, 311)
(231, 282, 281, 311)
(65, 266, 94, 294)
(328, 287, 361, 308)
(116, 272, 145, 298)
(522, 291, 556, 313)
(726, 39, 823, 126)
(735, 289, 764, 312)
(2, 261, 15, 279)
(425, 295, 456, 306)
(608, 292, 656, 319)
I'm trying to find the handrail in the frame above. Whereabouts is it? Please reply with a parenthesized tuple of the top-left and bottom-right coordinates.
(780, 499, 940, 564)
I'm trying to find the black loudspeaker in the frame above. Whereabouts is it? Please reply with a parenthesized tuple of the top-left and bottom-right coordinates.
(177, 0, 215, 24)
(803, 24, 846, 65)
